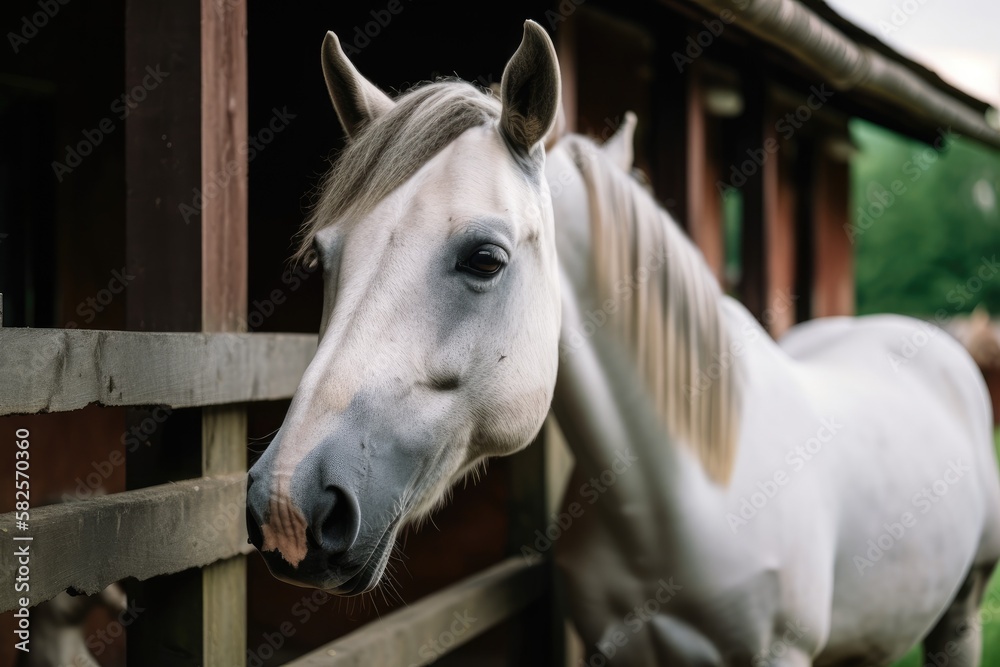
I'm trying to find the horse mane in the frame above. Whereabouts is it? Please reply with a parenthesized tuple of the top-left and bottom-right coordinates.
(561, 134, 742, 484)
(294, 80, 500, 263)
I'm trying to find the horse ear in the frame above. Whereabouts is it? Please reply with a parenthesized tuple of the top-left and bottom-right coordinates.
(321, 31, 394, 139)
(500, 21, 561, 158)
(602, 111, 638, 171)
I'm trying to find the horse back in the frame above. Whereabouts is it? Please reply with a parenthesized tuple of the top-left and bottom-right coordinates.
(780, 313, 993, 442)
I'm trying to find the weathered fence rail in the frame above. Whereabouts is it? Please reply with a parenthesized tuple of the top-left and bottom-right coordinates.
(0, 473, 248, 612)
(285, 557, 545, 667)
(0, 329, 317, 416)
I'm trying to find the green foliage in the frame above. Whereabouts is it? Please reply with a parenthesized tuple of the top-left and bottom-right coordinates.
(850, 120, 1000, 318)
(723, 186, 743, 297)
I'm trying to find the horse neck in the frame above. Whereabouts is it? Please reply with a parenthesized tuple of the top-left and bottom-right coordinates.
(552, 135, 741, 481)
(551, 272, 734, 567)
(548, 136, 738, 553)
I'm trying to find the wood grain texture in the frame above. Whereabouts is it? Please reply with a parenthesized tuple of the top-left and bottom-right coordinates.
(200, 0, 249, 659)
(121, 0, 251, 662)
(0, 473, 250, 612)
(122, 1, 207, 657)
(0, 329, 316, 415)
(125, 0, 203, 333)
(762, 101, 797, 338)
(686, 64, 725, 283)
(283, 558, 545, 667)
(812, 147, 853, 317)
(202, 407, 248, 665)
(201, 0, 248, 334)
(203, 553, 247, 664)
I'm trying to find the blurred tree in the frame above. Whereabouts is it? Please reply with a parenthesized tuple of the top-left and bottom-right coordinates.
(851, 119, 1000, 318)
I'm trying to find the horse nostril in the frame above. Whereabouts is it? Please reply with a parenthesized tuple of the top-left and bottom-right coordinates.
(312, 486, 360, 555)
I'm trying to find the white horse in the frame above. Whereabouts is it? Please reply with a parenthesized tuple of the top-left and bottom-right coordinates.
(246, 21, 1000, 666)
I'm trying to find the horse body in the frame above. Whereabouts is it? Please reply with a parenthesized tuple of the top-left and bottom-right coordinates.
(784, 315, 1000, 665)
(546, 133, 1000, 665)
(246, 21, 1000, 665)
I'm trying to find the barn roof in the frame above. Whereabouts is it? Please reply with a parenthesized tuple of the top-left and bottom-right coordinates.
(676, 0, 1000, 148)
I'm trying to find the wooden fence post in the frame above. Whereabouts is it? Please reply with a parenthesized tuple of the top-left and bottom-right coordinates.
(506, 422, 566, 665)
(201, 0, 249, 662)
(124, 0, 248, 663)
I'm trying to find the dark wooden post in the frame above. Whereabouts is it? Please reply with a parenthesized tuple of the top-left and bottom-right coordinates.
(762, 96, 798, 337)
(651, 25, 690, 224)
(730, 71, 767, 322)
(200, 0, 249, 662)
(792, 137, 817, 323)
(812, 136, 854, 317)
(686, 62, 725, 281)
(506, 422, 566, 666)
(124, 0, 248, 664)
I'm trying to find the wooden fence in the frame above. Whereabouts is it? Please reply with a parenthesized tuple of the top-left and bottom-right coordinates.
(0, 0, 564, 663)
(0, 324, 560, 664)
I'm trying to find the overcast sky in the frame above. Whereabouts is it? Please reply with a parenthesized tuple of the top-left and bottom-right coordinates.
(826, 0, 1000, 108)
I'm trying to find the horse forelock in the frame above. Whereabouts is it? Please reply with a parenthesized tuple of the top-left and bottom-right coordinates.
(293, 80, 502, 264)
(562, 134, 742, 484)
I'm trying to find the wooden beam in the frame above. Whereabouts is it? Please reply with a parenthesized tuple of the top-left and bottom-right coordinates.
(123, 0, 250, 661)
(732, 71, 767, 321)
(762, 107, 797, 337)
(505, 428, 564, 664)
(201, 0, 248, 335)
(686, 64, 725, 281)
(200, 0, 249, 662)
(651, 21, 690, 223)
(125, 0, 203, 332)
(792, 138, 817, 323)
(0, 329, 316, 415)
(123, 0, 208, 658)
(0, 473, 249, 613)
(812, 144, 854, 317)
(283, 558, 546, 667)
(202, 407, 248, 665)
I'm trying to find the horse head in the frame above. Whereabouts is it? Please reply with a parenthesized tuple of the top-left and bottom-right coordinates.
(246, 21, 563, 594)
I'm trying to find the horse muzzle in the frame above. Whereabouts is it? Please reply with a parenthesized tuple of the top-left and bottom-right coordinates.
(245, 461, 398, 594)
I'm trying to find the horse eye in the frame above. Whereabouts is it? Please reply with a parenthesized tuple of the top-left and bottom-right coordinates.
(457, 245, 507, 278)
